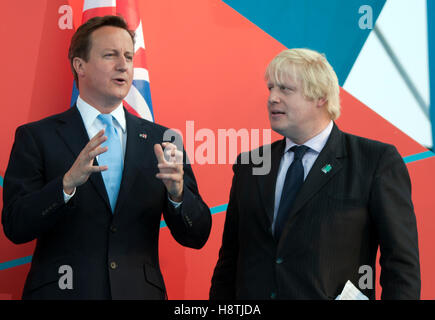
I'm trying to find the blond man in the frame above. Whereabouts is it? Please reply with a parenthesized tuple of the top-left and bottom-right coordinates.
(210, 48, 420, 300)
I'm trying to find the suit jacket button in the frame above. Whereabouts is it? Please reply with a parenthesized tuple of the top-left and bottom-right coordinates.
(110, 225, 117, 233)
(110, 261, 118, 269)
(270, 292, 277, 299)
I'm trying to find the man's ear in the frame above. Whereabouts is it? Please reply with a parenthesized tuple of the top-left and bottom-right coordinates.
(73, 57, 85, 78)
(317, 97, 327, 108)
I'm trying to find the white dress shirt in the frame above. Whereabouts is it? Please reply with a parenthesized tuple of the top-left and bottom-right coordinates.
(272, 121, 333, 233)
(64, 96, 181, 207)
(77, 96, 127, 157)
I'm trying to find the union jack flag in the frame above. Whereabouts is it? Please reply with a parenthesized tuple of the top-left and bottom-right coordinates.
(71, 0, 154, 121)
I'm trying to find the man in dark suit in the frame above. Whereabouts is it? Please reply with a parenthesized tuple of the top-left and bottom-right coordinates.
(210, 48, 420, 300)
(2, 15, 211, 299)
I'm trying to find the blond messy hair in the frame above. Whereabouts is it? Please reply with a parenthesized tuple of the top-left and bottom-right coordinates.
(265, 48, 341, 120)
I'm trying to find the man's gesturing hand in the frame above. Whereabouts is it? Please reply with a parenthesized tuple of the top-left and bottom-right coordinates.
(63, 129, 108, 195)
(154, 142, 184, 202)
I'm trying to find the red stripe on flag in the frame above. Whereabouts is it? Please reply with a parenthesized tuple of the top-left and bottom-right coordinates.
(123, 100, 141, 118)
(133, 47, 148, 69)
(83, 7, 116, 23)
(116, 0, 140, 30)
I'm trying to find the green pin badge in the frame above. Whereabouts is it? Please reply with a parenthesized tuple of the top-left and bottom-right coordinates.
(321, 164, 332, 174)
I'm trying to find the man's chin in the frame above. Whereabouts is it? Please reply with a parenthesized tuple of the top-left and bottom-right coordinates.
(270, 124, 287, 137)
(110, 91, 130, 103)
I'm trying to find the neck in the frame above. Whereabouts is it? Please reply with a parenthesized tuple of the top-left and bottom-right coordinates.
(287, 120, 331, 145)
(79, 95, 122, 114)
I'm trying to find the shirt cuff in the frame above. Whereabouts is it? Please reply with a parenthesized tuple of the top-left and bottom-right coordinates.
(63, 188, 76, 203)
(168, 196, 182, 209)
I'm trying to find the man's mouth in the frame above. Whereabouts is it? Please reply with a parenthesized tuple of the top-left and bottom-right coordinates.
(113, 78, 127, 85)
(270, 110, 286, 115)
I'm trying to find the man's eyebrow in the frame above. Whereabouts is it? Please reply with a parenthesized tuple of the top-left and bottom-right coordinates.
(102, 48, 134, 56)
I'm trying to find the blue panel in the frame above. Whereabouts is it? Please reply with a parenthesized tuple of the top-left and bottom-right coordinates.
(223, 0, 385, 85)
(70, 81, 79, 107)
(403, 151, 435, 164)
(428, 0, 435, 149)
(160, 203, 228, 229)
(210, 203, 228, 214)
(0, 256, 32, 271)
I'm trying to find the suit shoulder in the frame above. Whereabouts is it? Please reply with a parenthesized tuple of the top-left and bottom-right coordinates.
(341, 131, 401, 164)
(134, 116, 168, 132)
(129, 113, 170, 133)
(130, 114, 183, 144)
(15, 108, 72, 133)
(234, 139, 282, 166)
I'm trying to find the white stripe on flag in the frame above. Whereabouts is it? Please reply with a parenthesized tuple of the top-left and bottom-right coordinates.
(83, 0, 116, 12)
(134, 21, 146, 52)
(124, 86, 153, 121)
(133, 68, 150, 81)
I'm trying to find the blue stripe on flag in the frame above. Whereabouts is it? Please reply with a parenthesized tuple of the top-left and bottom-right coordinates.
(70, 81, 79, 107)
(132, 80, 154, 118)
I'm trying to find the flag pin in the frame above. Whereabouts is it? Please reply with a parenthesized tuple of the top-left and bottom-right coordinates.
(139, 133, 147, 139)
(321, 164, 332, 174)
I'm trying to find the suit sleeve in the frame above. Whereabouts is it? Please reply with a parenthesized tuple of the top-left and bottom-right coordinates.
(2, 125, 73, 244)
(162, 151, 212, 250)
(209, 163, 240, 300)
(369, 145, 421, 299)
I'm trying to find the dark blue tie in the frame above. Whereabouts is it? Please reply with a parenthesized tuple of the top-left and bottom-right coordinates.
(274, 145, 309, 239)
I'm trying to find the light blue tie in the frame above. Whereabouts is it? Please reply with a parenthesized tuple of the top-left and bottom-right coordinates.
(98, 114, 123, 213)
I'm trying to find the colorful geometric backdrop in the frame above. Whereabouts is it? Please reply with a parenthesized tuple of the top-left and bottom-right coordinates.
(0, 0, 434, 299)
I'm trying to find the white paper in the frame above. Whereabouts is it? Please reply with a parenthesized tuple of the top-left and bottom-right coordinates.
(335, 280, 369, 300)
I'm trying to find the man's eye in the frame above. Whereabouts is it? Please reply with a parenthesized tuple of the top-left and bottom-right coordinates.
(280, 86, 294, 92)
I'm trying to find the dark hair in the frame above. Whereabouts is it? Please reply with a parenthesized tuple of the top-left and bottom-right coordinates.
(68, 15, 135, 84)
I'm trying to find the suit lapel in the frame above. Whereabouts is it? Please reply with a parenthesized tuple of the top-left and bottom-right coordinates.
(279, 123, 346, 241)
(55, 106, 89, 160)
(255, 139, 286, 224)
(56, 105, 111, 211)
(114, 109, 155, 215)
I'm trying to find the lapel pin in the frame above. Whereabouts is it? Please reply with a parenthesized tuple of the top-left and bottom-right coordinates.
(321, 164, 332, 174)
(139, 133, 147, 139)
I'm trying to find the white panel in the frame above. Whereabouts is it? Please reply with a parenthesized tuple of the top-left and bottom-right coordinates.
(344, 0, 431, 148)
(124, 85, 153, 121)
(134, 21, 146, 52)
(83, 0, 116, 12)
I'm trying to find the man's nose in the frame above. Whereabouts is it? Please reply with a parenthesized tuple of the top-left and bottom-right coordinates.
(268, 91, 280, 104)
(115, 56, 129, 71)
